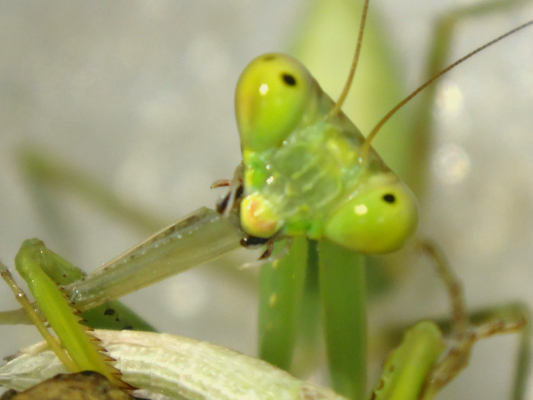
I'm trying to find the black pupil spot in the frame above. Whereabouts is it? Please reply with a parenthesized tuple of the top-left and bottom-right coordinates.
(282, 73, 296, 86)
(383, 194, 395, 203)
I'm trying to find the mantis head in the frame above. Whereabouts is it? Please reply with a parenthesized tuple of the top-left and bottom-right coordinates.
(234, 52, 418, 254)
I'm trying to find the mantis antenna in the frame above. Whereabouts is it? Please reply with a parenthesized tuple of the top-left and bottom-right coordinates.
(325, 0, 369, 120)
(359, 18, 533, 164)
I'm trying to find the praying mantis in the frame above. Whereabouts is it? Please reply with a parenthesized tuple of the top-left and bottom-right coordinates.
(3, 0, 523, 398)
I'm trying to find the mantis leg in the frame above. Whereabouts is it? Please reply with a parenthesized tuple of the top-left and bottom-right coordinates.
(0, 239, 156, 332)
(0, 261, 76, 372)
(462, 303, 531, 400)
(413, 240, 529, 400)
(0, 239, 129, 390)
(258, 237, 307, 371)
(319, 240, 367, 400)
(0, 207, 244, 322)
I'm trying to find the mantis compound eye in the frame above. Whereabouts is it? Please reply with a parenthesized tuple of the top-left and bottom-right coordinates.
(235, 53, 313, 153)
(324, 180, 419, 254)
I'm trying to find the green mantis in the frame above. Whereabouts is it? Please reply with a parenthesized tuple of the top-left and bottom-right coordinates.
(1, 0, 532, 398)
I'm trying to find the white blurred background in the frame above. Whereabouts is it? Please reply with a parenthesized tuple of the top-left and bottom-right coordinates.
(0, 1, 533, 399)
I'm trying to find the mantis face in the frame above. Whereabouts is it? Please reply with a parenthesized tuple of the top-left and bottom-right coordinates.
(235, 53, 418, 254)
